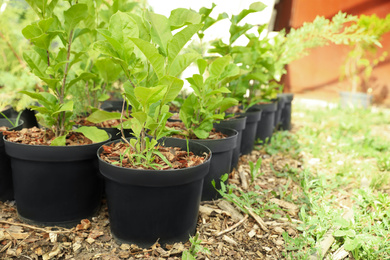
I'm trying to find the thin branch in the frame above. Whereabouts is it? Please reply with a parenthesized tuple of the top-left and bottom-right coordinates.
(0, 220, 75, 234)
(0, 31, 25, 69)
(215, 214, 248, 236)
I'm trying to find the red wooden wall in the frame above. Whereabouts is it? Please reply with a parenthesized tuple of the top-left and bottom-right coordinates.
(274, 0, 390, 104)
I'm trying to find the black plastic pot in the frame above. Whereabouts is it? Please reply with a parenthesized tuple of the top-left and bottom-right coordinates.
(98, 138, 211, 248)
(215, 115, 246, 169)
(3, 107, 39, 129)
(239, 110, 262, 155)
(278, 93, 294, 131)
(248, 102, 277, 143)
(0, 106, 13, 118)
(274, 97, 285, 128)
(190, 126, 238, 201)
(4, 136, 111, 227)
(0, 119, 24, 201)
(101, 100, 126, 111)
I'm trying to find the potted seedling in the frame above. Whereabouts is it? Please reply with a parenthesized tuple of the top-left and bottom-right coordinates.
(94, 9, 212, 247)
(166, 56, 240, 201)
(3, 1, 110, 227)
(340, 14, 390, 108)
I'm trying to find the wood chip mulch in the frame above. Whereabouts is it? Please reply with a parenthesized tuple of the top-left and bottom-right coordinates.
(0, 144, 304, 259)
(2, 127, 93, 146)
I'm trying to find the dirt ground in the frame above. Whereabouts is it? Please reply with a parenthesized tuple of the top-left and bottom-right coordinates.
(0, 140, 303, 260)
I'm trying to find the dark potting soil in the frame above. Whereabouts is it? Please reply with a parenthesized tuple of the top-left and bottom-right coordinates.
(99, 142, 208, 170)
(3, 127, 94, 146)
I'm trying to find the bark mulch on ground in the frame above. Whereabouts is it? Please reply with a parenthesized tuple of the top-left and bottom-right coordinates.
(0, 143, 304, 259)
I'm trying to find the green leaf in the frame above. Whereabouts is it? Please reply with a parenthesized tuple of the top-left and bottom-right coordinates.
(231, 2, 267, 25)
(167, 23, 202, 65)
(167, 53, 200, 77)
(64, 4, 88, 33)
(159, 76, 184, 104)
(181, 251, 196, 260)
(169, 8, 201, 30)
(86, 110, 121, 124)
(51, 135, 66, 146)
(58, 101, 73, 113)
(129, 37, 165, 80)
(134, 85, 167, 108)
(344, 237, 360, 251)
(127, 13, 151, 42)
(94, 58, 122, 83)
(209, 56, 231, 79)
(23, 51, 48, 78)
(131, 111, 148, 125)
(22, 23, 43, 39)
(108, 11, 138, 50)
(229, 23, 253, 45)
(197, 59, 208, 75)
(93, 40, 120, 59)
(73, 28, 91, 41)
(194, 127, 210, 139)
(67, 72, 96, 89)
(74, 126, 110, 143)
(146, 11, 172, 57)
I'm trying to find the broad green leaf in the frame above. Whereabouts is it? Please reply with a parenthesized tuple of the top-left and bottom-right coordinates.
(108, 11, 138, 49)
(194, 127, 210, 139)
(219, 97, 238, 112)
(231, 2, 267, 25)
(74, 126, 110, 143)
(129, 37, 165, 80)
(229, 23, 253, 45)
(167, 53, 200, 77)
(23, 51, 48, 78)
(86, 110, 122, 124)
(131, 111, 148, 125)
(94, 58, 122, 83)
(93, 40, 120, 59)
(72, 28, 91, 41)
(159, 76, 183, 104)
(58, 101, 73, 112)
(38, 17, 55, 32)
(209, 87, 231, 95)
(169, 8, 201, 30)
(179, 93, 196, 128)
(344, 237, 360, 251)
(186, 74, 203, 97)
(197, 59, 208, 75)
(64, 4, 88, 33)
(22, 23, 43, 39)
(134, 85, 167, 108)
(51, 135, 66, 146)
(29, 33, 51, 50)
(128, 13, 151, 42)
(67, 72, 96, 89)
(19, 91, 56, 108)
(209, 56, 231, 79)
(146, 11, 172, 57)
(167, 23, 202, 65)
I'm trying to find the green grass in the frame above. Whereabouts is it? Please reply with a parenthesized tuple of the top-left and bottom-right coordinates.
(216, 102, 390, 259)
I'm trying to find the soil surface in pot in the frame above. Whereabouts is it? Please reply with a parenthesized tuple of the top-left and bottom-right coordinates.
(166, 121, 227, 139)
(0, 144, 301, 259)
(75, 117, 121, 129)
(100, 142, 208, 170)
(3, 127, 93, 146)
(0, 126, 8, 132)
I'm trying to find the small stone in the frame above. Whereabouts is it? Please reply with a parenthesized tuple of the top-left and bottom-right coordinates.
(73, 242, 82, 252)
(118, 250, 130, 259)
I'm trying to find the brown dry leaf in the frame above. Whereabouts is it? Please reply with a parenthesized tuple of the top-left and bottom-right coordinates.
(76, 219, 91, 231)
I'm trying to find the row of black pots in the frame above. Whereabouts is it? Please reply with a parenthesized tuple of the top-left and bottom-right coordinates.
(1, 128, 237, 247)
(0, 94, 294, 248)
(0, 118, 24, 201)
